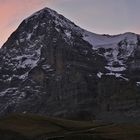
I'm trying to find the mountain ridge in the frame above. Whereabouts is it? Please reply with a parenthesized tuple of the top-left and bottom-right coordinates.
(2, 8, 139, 48)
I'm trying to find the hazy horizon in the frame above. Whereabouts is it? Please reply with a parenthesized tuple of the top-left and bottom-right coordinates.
(1, 0, 140, 46)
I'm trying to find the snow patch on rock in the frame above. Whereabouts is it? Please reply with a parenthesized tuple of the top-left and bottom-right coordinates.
(97, 72, 103, 78)
(105, 66, 126, 72)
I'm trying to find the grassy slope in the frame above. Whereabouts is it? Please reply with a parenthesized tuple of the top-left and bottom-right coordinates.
(0, 113, 139, 140)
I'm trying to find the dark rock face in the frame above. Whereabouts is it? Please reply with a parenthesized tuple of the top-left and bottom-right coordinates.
(0, 7, 140, 122)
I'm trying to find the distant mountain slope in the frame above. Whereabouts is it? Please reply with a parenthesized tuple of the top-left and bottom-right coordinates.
(0, 7, 140, 122)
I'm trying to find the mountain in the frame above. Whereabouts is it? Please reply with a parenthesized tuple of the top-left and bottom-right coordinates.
(0, 7, 140, 122)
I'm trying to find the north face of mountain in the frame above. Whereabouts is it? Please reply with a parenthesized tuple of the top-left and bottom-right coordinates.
(0, 7, 140, 122)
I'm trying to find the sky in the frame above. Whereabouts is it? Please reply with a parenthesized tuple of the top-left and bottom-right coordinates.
(0, 0, 140, 47)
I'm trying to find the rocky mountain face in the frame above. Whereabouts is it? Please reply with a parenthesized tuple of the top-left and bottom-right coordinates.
(0, 7, 140, 122)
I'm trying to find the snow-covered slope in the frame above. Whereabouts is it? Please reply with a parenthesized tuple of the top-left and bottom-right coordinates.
(83, 31, 137, 48)
(82, 30, 140, 81)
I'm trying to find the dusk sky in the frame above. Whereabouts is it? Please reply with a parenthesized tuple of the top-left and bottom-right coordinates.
(0, 0, 140, 47)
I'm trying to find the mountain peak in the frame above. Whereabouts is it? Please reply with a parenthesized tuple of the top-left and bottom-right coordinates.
(3, 7, 81, 49)
(25, 7, 58, 22)
(24, 7, 81, 33)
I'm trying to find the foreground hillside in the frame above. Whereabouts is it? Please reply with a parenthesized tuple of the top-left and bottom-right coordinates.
(0, 114, 139, 140)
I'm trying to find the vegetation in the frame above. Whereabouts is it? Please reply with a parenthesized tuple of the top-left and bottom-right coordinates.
(0, 113, 139, 140)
